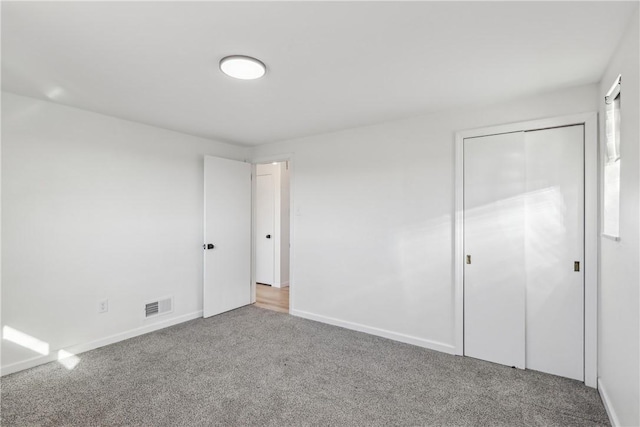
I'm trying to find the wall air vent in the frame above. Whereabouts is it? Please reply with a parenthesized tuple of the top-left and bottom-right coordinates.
(144, 297, 173, 318)
(145, 301, 159, 317)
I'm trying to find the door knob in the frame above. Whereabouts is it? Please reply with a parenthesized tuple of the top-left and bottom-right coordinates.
(266, 235, 271, 239)
(203, 243, 214, 250)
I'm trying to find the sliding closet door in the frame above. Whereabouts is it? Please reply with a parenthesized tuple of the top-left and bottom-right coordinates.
(524, 125, 584, 381)
(464, 126, 584, 380)
(463, 132, 526, 368)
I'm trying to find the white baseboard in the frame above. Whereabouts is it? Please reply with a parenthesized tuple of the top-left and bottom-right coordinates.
(598, 378, 619, 427)
(290, 309, 455, 355)
(267, 281, 289, 289)
(1, 311, 202, 376)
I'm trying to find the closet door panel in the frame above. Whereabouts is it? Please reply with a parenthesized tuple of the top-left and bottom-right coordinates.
(524, 125, 584, 381)
(464, 132, 526, 368)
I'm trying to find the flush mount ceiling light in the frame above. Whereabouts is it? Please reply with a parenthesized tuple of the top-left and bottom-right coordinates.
(219, 55, 266, 80)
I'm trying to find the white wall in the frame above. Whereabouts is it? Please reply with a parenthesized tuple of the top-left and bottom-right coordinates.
(1, 92, 249, 374)
(252, 84, 598, 353)
(597, 9, 639, 427)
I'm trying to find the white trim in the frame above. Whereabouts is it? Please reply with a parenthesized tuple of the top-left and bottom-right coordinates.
(279, 281, 290, 288)
(601, 234, 620, 242)
(582, 112, 598, 389)
(252, 153, 295, 313)
(1, 311, 202, 376)
(454, 131, 465, 356)
(253, 153, 294, 165)
(291, 309, 455, 355)
(605, 74, 622, 104)
(454, 112, 598, 387)
(250, 164, 257, 303)
(598, 378, 620, 426)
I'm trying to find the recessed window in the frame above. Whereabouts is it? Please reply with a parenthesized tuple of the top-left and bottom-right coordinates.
(603, 74, 621, 240)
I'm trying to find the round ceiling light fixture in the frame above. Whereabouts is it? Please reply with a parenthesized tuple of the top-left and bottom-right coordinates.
(219, 55, 266, 80)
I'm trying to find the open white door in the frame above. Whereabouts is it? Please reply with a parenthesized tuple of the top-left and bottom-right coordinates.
(203, 156, 251, 318)
(256, 174, 275, 285)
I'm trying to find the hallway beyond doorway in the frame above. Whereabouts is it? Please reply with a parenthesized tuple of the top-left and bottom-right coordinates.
(255, 283, 289, 313)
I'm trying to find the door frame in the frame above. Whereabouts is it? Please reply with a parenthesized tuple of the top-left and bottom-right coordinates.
(251, 154, 295, 311)
(454, 112, 598, 388)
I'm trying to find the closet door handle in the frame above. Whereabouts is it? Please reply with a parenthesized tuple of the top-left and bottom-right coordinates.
(266, 235, 271, 239)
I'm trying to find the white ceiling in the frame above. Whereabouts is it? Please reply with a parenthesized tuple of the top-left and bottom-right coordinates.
(2, 2, 636, 146)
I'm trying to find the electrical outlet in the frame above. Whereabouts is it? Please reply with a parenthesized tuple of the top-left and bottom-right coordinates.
(98, 299, 109, 314)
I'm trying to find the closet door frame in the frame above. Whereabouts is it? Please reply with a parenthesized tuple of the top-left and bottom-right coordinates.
(454, 112, 598, 388)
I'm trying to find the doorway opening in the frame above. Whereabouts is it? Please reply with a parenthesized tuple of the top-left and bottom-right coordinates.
(253, 160, 291, 314)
